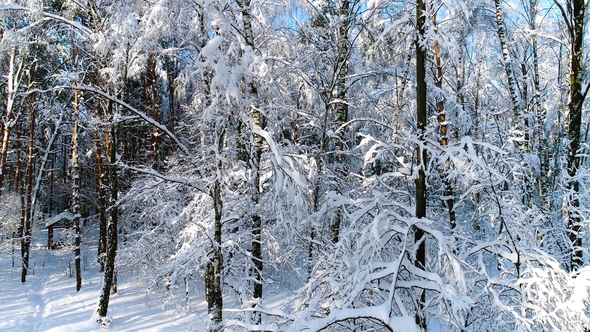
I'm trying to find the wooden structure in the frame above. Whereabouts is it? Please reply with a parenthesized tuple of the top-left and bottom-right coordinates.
(45, 212, 74, 249)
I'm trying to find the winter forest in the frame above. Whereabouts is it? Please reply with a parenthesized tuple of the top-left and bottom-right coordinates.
(1, 0, 590, 330)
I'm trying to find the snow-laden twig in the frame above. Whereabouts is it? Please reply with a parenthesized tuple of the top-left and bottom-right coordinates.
(26, 85, 189, 155)
(116, 162, 209, 195)
(0, 5, 92, 36)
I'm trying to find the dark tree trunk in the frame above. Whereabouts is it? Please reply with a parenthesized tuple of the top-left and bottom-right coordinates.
(564, 0, 586, 271)
(330, 0, 351, 244)
(15, 126, 23, 262)
(206, 117, 224, 328)
(150, 55, 160, 170)
(210, 176, 223, 326)
(22, 72, 36, 283)
(71, 36, 82, 291)
(165, 55, 178, 133)
(415, 0, 427, 329)
(72, 86, 82, 292)
(96, 128, 107, 272)
(97, 109, 119, 317)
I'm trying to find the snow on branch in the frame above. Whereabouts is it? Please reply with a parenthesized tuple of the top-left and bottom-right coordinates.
(0, 5, 92, 36)
(116, 162, 209, 195)
(249, 117, 308, 189)
(27, 85, 189, 155)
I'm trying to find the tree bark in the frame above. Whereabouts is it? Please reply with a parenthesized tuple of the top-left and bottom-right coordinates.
(164, 54, 178, 133)
(528, 0, 550, 209)
(330, 0, 351, 244)
(72, 33, 82, 292)
(0, 48, 24, 202)
(15, 126, 23, 258)
(150, 55, 160, 170)
(96, 128, 107, 272)
(97, 106, 119, 317)
(72, 85, 82, 291)
(210, 170, 223, 327)
(22, 64, 36, 283)
(415, 0, 427, 329)
(562, 0, 586, 271)
(493, 0, 524, 138)
(433, 14, 456, 230)
(238, 0, 263, 324)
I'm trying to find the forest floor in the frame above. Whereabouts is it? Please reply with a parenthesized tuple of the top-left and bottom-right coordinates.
(0, 234, 207, 331)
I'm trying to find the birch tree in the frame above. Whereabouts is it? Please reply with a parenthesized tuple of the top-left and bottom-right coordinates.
(554, 0, 588, 271)
(0, 47, 24, 202)
(493, 0, 524, 134)
(236, 0, 265, 323)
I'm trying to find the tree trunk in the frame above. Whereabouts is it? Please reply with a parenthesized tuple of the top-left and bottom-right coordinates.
(96, 128, 107, 272)
(433, 14, 456, 230)
(415, 0, 427, 329)
(206, 98, 224, 328)
(528, 0, 550, 209)
(97, 108, 119, 317)
(71, 34, 82, 292)
(330, 0, 351, 244)
(0, 48, 24, 201)
(493, 0, 523, 136)
(22, 67, 36, 283)
(72, 85, 82, 291)
(563, 0, 586, 271)
(165, 54, 178, 133)
(209, 174, 223, 327)
(238, 0, 263, 324)
(150, 55, 160, 170)
(15, 126, 23, 258)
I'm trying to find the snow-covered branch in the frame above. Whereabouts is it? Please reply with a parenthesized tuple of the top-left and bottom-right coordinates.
(27, 85, 189, 155)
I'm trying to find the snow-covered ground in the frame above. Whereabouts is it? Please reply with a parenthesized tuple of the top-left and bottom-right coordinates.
(0, 239, 207, 332)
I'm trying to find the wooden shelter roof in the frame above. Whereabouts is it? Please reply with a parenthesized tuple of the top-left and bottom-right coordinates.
(45, 212, 75, 229)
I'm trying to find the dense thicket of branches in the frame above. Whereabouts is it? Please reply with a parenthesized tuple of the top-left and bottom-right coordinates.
(0, 0, 589, 330)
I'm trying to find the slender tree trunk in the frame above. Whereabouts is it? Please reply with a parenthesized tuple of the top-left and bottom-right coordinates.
(330, 0, 351, 244)
(308, 129, 326, 277)
(71, 33, 82, 292)
(415, 0, 427, 329)
(72, 85, 82, 291)
(96, 128, 107, 271)
(97, 106, 119, 317)
(205, 74, 224, 329)
(22, 67, 36, 283)
(563, 0, 586, 271)
(15, 126, 23, 257)
(85, 10, 109, 276)
(238, 0, 263, 324)
(493, 0, 523, 134)
(309, 93, 331, 276)
(150, 55, 160, 170)
(195, 13, 224, 325)
(528, 0, 549, 209)
(165, 55, 177, 133)
(19, 127, 26, 270)
(0, 48, 23, 201)
(433, 14, 456, 230)
(210, 167, 223, 327)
